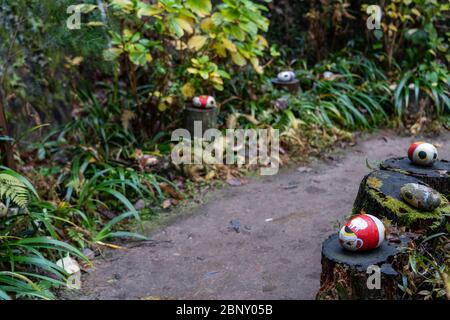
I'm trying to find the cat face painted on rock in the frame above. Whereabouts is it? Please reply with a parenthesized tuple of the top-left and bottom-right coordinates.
(338, 214, 385, 251)
(339, 226, 364, 251)
(408, 142, 438, 167)
(192, 96, 217, 109)
(276, 71, 295, 82)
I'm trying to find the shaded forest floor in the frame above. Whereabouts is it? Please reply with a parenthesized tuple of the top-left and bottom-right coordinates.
(71, 129, 450, 300)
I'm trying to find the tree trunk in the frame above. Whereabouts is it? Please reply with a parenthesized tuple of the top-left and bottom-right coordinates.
(380, 157, 450, 196)
(316, 234, 411, 300)
(0, 90, 16, 169)
(184, 107, 218, 138)
(271, 78, 300, 94)
(352, 170, 449, 232)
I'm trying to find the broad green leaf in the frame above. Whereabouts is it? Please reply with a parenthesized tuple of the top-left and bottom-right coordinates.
(168, 15, 194, 39)
(168, 17, 184, 37)
(86, 21, 104, 27)
(250, 57, 263, 74)
(129, 51, 150, 66)
(96, 187, 141, 221)
(200, 18, 214, 32)
(222, 38, 237, 52)
(199, 70, 209, 79)
(228, 25, 246, 41)
(137, 4, 164, 18)
(158, 102, 169, 112)
(186, 0, 212, 16)
(231, 52, 247, 66)
(181, 83, 196, 97)
(187, 35, 208, 51)
(72, 4, 97, 14)
(176, 17, 194, 35)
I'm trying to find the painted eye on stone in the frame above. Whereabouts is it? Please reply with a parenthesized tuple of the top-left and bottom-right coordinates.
(405, 191, 413, 199)
(277, 71, 294, 82)
(418, 151, 427, 159)
(433, 153, 437, 159)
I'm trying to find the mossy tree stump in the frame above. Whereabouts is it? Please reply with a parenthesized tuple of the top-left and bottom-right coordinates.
(316, 234, 411, 300)
(184, 107, 218, 138)
(271, 78, 300, 94)
(380, 157, 450, 197)
(353, 170, 449, 231)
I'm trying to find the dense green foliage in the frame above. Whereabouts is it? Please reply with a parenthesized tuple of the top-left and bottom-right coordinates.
(0, 0, 448, 299)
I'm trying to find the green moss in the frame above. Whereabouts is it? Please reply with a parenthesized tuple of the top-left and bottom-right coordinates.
(368, 188, 448, 228)
(386, 168, 413, 176)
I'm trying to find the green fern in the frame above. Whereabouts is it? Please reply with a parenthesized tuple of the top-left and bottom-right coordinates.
(0, 173, 29, 208)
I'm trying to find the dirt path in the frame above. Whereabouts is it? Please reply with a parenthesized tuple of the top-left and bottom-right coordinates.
(78, 130, 450, 300)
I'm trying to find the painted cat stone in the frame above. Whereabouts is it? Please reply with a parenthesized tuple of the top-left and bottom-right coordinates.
(339, 214, 385, 251)
(400, 183, 441, 211)
(276, 71, 296, 82)
(407, 142, 438, 167)
(192, 96, 217, 109)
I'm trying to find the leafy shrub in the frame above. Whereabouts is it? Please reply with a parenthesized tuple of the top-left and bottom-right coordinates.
(400, 229, 450, 300)
(98, 0, 273, 135)
(394, 61, 449, 119)
(367, 0, 449, 69)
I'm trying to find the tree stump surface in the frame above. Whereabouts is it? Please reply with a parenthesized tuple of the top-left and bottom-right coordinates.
(271, 78, 300, 94)
(380, 157, 450, 196)
(353, 170, 449, 231)
(317, 233, 411, 300)
(184, 107, 218, 138)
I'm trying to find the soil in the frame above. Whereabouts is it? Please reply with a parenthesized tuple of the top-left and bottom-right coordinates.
(75, 130, 450, 300)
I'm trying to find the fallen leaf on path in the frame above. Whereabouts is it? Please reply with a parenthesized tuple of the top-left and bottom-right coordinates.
(56, 256, 80, 274)
(159, 182, 183, 200)
(161, 199, 171, 209)
(96, 241, 127, 250)
(205, 171, 216, 180)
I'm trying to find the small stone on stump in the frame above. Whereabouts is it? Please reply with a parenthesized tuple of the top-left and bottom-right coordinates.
(316, 233, 411, 300)
(352, 170, 449, 231)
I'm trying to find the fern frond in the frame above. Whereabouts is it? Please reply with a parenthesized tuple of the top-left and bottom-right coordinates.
(0, 173, 30, 208)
